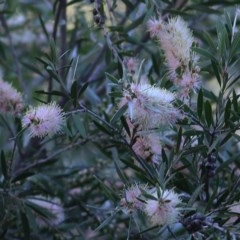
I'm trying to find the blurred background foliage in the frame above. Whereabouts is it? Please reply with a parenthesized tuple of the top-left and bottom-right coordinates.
(1, 0, 240, 239)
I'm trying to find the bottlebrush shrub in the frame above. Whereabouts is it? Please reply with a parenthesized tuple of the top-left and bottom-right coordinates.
(1, 1, 240, 240)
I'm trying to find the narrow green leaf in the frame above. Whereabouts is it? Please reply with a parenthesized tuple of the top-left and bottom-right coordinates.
(204, 100, 213, 127)
(72, 114, 87, 138)
(35, 90, 67, 97)
(1, 151, 7, 180)
(161, 148, 168, 163)
(211, 60, 221, 86)
(120, 116, 131, 137)
(224, 99, 231, 126)
(186, 184, 204, 207)
(94, 176, 118, 204)
(94, 209, 118, 232)
(92, 120, 112, 135)
(110, 104, 128, 125)
(217, 21, 229, 58)
(11, 172, 34, 183)
(20, 212, 30, 240)
(192, 47, 217, 62)
(232, 90, 238, 113)
(111, 148, 128, 184)
(197, 89, 203, 118)
(201, 32, 217, 51)
(230, 31, 240, 59)
(21, 62, 44, 76)
(78, 82, 89, 98)
(38, 15, 50, 40)
(176, 127, 182, 153)
(71, 81, 78, 107)
(49, 38, 57, 62)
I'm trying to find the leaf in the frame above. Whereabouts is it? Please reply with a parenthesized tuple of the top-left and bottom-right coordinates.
(211, 60, 221, 86)
(216, 21, 229, 59)
(11, 172, 35, 183)
(78, 82, 89, 98)
(20, 211, 30, 240)
(192, 47, 217, 62)
(224, 99, 231, 126)
(35, 90, 67, 97)
(230, 31, 240, 60)
(92, 120, 112, 135)
(120, 116, 130, 137)
(49, 38, 57, 62)
(197, 89, 203, 118)
(72, 114, 87, 138)
(21, 62, 44, 76)
(186, 184, 204, 208)
(232, 89, 238, 113)
(204, 100, 213, 127)
(201, 31, 217, 51)
(38, 15, 50, 40)
(94, 175, 118, 204)
(176, 127, 182, 153)
(110, 104, 128, 125)
(71, 81, 78, 107)
(111, 148, 128, 184)
(94, 209, 119, 232)
(1, 151, 7, 180)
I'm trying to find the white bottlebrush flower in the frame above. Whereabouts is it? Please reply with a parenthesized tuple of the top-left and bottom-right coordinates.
(147, 16, 200, 98)
(27, 197, 65, 228)
(0, 79, 23, 115)
(132, 133, 162, 164)
(120, 83, 181, 129)
(157, 17, 194, 75)
(22, 102, 65, 138)
(144, 188, 182, 226)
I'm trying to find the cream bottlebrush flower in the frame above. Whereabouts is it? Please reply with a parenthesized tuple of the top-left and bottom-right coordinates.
(144, 188, 182, 226)
(27, 197, 65, 228)
(156, 16, 195, 75)
(147, 16, 200, 97)
(121, 184, 147, 212)
(132, 133, 162, 164)
(22, 102, 65, 138)
(0, 79, 23, 114)
(120, 83, 181, 128)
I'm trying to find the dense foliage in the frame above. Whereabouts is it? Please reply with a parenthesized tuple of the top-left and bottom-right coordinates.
(1, 0, 240, 239)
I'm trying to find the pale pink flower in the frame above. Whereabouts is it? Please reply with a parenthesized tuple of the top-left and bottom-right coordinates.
(144, 188, 182, 226)
(125, 57, 139, 74)
(22, 102, 65, 138)
(0, 79, 23, 115)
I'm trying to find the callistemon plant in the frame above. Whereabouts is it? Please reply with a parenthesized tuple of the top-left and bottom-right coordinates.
(1, 1, 240, 239)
